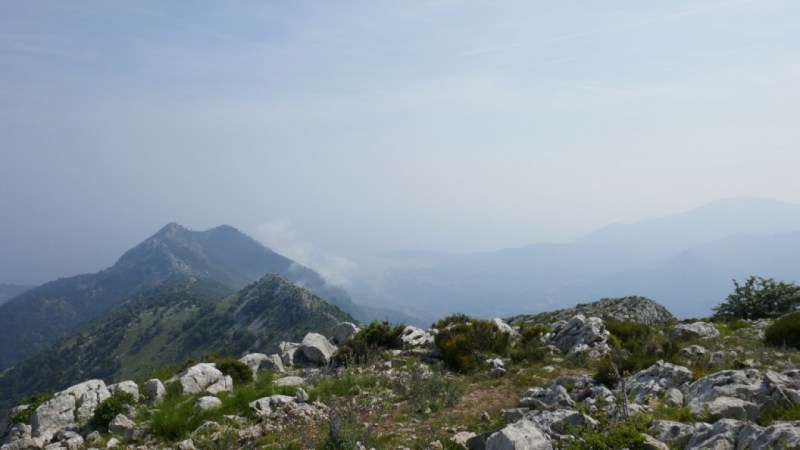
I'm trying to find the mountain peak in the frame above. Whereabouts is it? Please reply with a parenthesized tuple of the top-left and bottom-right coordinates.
(153, 222, 191, 239)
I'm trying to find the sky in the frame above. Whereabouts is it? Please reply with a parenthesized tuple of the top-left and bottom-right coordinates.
(1, 0, 800, 286)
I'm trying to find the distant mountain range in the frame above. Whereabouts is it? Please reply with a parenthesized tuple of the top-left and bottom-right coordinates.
(0, 274, 352, 410)
(349, 197, 800, 320)
(0, 223, 398, 372)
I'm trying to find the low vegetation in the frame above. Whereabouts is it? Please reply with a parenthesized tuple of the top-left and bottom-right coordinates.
(433, 314, 511, 373)
(764, 311, 800, 349)
(334, 321, 405, 365)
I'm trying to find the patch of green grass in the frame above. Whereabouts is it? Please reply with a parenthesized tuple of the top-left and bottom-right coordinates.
(310, 372, 382, 402)
(757, 402, 800, 426)
(652, 404, 694, 423)
(563, 413, 651, 450)
(150, 396, 215, 442)
(765, 312, 800, 350)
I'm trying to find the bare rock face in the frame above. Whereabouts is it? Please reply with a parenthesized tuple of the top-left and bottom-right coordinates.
(485, 419, 553, 450)
(546, 315, 610, 357)
(300, 333, 338, 366)
(168, 363, 233, 395)
(61, 379, 111, 425)
(31, 394, 76, 445)
(669, 322, 720, 340)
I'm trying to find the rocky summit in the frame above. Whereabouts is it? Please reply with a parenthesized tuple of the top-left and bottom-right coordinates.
(509, 296, 677, 326)
(2, 298, 800, 449)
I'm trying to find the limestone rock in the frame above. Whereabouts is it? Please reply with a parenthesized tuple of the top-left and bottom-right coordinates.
(194, 397, 223, 411)
(331, 322, 360, 344)
(683, 419, 745, 450)
(239, 353, 285, 376)
(669, 322, 720, 340)
(31, 394, 76, 444)
(108, 414, 136, 435)
(485, 419, 553, 450)
(300, 333, 338, 366)
(401, 326, 435, 348)
(451, 431, 477, 449)
(738, 421, 800, 448)
(273, 376, 305, 387)
(143, 379, 166, 403)
(625, 361, 693, 403)
(519, 385, 575, 411)
(61, 379, 111, 424)
(704, 396, 759, 421)
(679, 345, 707, 358)
(168, 363, 232, 395)
(524, 409, 597, 439)
(492, 318, 519, 338)
(108, 381, 140, 401)
(206, 375, 234, 395)
(546, 315, 609, 356)
(685, 369, 800, 416)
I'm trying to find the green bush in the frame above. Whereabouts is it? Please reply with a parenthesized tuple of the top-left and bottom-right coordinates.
(604, 319, 653, 349)
(434, 314, 511, 373)
(211, 357, 254, 386)
(510, 323, 549, 362)
(91, 390, 137, 429)
(334, 321, 405, 365)
(764, 312, 800, 349)
(10, 391, 53, 425)
(713, 276, 800, 320)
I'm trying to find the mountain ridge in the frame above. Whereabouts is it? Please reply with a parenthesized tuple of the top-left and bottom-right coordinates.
(0, 223, 364, 371)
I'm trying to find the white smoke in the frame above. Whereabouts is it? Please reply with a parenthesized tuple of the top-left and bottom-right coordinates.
(255, 219, 356, 287)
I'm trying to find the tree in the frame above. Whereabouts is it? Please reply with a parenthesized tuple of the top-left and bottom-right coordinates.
(712, 276, 800, 320)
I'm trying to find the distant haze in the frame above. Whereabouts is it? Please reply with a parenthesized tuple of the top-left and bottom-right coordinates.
(2, 1, 800, 286)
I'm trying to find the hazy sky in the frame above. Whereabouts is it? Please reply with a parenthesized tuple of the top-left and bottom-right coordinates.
(2, 0, 799, 285)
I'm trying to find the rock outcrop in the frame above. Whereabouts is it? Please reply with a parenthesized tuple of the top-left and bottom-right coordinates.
(509, 296, 676, 326)
(300, 333, 338, 366)
(168, 363, 233, 395)
(546, 315, 610, 356)
(669, 322, 720, 340)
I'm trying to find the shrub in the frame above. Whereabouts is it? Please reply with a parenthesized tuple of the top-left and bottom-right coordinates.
(713, 276, 800, 320)
(434, 314, 511, 373)
(764, 311, 800, 349)
(563, 413, 650, 449)
(91, 390, 137, 429)
(211, 357, 253, 386)
(334, 321, 405, 365)
(593, 357, 621, 388)
(10, 391, 53, 425)
(604, 319, 653, 349)
(510, 323, 549, 363)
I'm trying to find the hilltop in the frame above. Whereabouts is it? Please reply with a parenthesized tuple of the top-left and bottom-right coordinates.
(507, 296, 676, 326)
